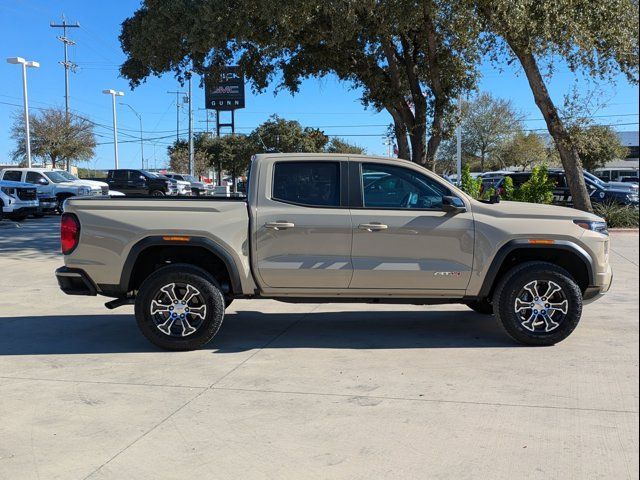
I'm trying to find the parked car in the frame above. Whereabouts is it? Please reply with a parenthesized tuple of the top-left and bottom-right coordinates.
(56, 153, 612, 350)
(103, 169, 179, 196)
(491, 170, 639, 207)
(164, 173, 209, 196)
(0, 168, 105, 212)
(583, 171, 638, 193)
(0, 179, 39, 221)
(54, 170, 110, 195)
(621, 176, 639, 184)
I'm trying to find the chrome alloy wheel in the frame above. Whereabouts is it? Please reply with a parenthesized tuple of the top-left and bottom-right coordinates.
(150, 283, 207, 337)
(514, 280, 568, 333)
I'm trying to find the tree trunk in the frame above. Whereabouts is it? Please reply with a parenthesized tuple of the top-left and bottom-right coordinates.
(409, 123, 427, 166)
(426, 99, 445, 170)
(513, 50, 593, 212)
(393, 121, 410, 160)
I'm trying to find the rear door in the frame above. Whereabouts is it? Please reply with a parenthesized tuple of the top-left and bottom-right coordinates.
(349, 162, 474, 292)
(253, 159, 353, 289)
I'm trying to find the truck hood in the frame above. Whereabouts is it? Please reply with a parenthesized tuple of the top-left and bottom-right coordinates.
(0, 180, 34, 189)
(472, 200, 604, 222)
(72, 179, 108, 188)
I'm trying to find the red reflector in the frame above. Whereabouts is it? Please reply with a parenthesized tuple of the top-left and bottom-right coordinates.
(61, 213, 80, 255)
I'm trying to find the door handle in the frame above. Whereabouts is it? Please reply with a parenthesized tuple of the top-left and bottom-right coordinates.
(265, 221, 295, 230)
(358, 223, 389, 231)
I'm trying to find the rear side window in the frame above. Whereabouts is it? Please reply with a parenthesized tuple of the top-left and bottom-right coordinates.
(112, 170, 128, 180)
(272, 162, 340, 207)
(2, 170, 22, 182)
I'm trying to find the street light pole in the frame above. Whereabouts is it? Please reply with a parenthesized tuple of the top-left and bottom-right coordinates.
(102, 89, 124, 169)
(456, 95, 462, 184)
(7, 57, 40, 168)
(124, 103, 144, 169)
(187, 72, 194, 177)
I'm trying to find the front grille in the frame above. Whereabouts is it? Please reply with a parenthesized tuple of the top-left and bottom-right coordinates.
(101, 185, 109, 195)
(17, 188, 37, 201)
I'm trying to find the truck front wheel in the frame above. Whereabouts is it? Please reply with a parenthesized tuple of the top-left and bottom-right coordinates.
(493, 262, 583, 346)
(135, 264, 225, 350)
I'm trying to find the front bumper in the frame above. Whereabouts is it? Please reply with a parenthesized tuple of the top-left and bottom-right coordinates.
(37, 197, 57, 213)
(583, 266, 613, 304)
(3, 205, 38, 218)
(55, 267, 97, 296)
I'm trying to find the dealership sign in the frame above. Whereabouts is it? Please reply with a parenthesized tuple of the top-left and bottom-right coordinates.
(205, 66, 245, 111)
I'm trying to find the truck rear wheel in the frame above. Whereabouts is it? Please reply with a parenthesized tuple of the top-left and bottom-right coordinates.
(493, 262, 583, 346)
(134, 264, 225, 350)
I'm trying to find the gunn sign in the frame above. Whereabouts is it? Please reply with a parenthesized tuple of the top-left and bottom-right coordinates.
(205, 66, 245, 111)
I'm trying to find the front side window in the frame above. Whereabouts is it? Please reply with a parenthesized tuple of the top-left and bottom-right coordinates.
(112, 170, 128, 180)
(361, 163, 449, 209)
(272, 161, 340, 207)
(26, 171, 48, 184)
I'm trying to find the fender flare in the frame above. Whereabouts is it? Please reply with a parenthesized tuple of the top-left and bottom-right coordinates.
(117, 236, 243, 295)
(477, 239, 595, 298)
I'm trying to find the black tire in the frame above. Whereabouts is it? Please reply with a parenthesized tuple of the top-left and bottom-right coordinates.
(493, 261, 583, 346)
(13, 215, 28, 222)
(151, 190, 165, 197)
(135, 264, 225, 350)
(465, 298, 493, 315)
(56, 195, 72, 214)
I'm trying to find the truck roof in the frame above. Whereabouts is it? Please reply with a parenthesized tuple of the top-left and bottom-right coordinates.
(252, 152, 415, 166)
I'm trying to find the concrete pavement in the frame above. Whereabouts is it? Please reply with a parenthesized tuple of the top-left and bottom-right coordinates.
(0, 217, 638, 479)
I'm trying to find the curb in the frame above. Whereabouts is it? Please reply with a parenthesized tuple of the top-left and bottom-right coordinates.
(609, 228, 639, 233)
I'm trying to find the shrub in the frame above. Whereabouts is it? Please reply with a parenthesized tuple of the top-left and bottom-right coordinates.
(460, 164, 482, 199)
(513, 165, 555, 204)
(594, 203, 640, 228)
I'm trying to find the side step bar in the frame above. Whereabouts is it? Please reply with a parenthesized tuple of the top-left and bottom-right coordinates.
(105, 297, 135, 310)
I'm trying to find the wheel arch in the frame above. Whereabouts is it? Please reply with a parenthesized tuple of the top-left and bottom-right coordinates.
(478, 240, 594, 299)
(118, 236, 243, 297)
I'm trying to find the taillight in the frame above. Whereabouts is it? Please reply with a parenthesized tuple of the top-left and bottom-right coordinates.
(61, 213, 80, 255)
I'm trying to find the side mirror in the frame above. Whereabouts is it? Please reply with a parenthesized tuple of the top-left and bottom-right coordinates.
(442, 196, 466, 214)
(37, 177, 49, 185)
(139, 175, 146, 181)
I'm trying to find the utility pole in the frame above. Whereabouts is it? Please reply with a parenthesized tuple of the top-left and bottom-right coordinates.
(167, 91, 185, 143)
(50, 16, 80, 171)
(187, 72, 194, 177)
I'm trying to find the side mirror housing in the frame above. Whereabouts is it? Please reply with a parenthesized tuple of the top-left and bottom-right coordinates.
(442, 196, 466, 214)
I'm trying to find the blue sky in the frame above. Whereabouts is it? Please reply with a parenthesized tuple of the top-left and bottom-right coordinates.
(1, 0, 638, 171)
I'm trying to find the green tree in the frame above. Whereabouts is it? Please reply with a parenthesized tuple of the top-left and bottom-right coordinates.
(248, 116, 328, 153)
(325, 137, 366, 155)
(119, 0, 481, 168)
(460, 93, 521, 172)
(568, 125, 628, 172)
(11, 108, 96, 169)
(473, 0, 639, 211)
(167, 134, 213, 176)
(496, 130, 549, 171)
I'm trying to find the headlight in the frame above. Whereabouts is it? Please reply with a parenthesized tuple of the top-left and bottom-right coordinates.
(1, 187, 16, 196)
(78, 187, 91, 196)
(574, 220, 608, 236)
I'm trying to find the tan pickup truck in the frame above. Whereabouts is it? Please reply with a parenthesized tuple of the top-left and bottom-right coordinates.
(56, 154, 612, 350)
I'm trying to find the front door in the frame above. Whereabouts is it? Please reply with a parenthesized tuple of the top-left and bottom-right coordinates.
(254, 160, 353, 289)
(349, 162, 474, 292)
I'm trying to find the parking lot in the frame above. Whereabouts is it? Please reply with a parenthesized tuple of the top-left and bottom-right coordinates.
(0, 216, 638, 479)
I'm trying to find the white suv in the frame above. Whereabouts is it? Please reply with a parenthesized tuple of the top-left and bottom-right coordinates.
(0, 168, 108, 211)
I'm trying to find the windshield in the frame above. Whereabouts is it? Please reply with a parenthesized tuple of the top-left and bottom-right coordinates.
(56, 170, 80, 181)
(43, 171, 70, 183)
(583, 171, 607, 187)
